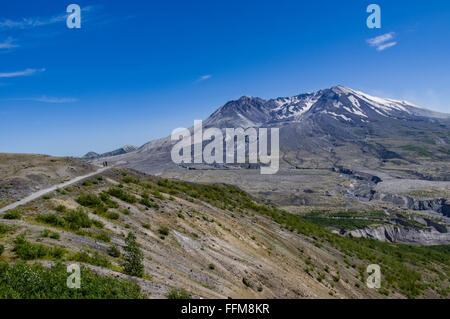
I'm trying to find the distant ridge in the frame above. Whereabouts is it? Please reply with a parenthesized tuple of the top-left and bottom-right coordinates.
(81, 145, 137, 160)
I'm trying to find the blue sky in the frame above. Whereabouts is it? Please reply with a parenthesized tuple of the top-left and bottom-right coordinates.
(0, 0, 449, 156)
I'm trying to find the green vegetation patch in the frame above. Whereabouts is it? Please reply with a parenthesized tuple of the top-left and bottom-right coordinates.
(168, 288, 191, 299)
(37, 208, 99, 231)
(303, 210, 387, 230)
(399, 145, 432, 157)
(3, 209, 22, 220)
(0, 223, 16, 235)
(305, 217, 384, 231)
(438, 147, 450, 155)
(140, 193, 159, 209)
(0, 262, 144, 299)
(13, 234, 65, 260)
(36, 208, 110, 242)
(69, 249, 111, 268)
(121, 233, 144, 278)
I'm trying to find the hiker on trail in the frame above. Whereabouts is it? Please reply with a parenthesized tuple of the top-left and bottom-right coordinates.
(105, 161, 108, 167)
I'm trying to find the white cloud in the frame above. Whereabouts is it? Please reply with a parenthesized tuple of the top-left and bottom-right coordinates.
(0, 68, 45, 78)
(366, 32, 397, 51)
(10, 96, 78, 103)
(0, 37, 18, 49)
(196, 74, 212, 82)
(376, 41, 397, 51)
(367, 32, 394, 46)
(0, 6, 95, 30)
(0, 16, 65, 30)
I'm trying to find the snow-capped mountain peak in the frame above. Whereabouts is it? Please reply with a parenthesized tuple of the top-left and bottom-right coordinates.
(203, 86, 449, 128)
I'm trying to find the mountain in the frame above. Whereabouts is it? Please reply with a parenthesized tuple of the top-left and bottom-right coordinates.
(97, 85, 450, 177)
(204, 85, 449, 128)
(81, 145, 137, 161)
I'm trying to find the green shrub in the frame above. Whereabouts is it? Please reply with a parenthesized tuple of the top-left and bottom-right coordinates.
(168, 288, 191, 299)
(50, 232, 60, 240)
(99, 192, 119, 208)
(107, 187, 138, 204)
(379, 288, 390, 296)
(3, 209, 21, 220)
(71, 250, 111, 268)
(92, 219, 104, 228)
(122, 233, 144, 278)
(38, 208, 95, 232)
(13, 235, 65, 260)
(107, 212, 120, 220)
(41, 229, 50, 238)
(55, 205, 66, 212)
(94, 232, 111, 243)
(0, 245, 4, 256)
(107, 245, 121, 258)
(37, 213, 66, 227)
(122, 176, 139, 184)
(120, 208, 130, 215)
(93, 205, 108, 215)
(158, 226, 169, 236)
(65, 208, 92, 230)
(0, 223, 14, 235)
(81, 180, 92, 187)
(209, 263, 215, 270)
(0, 262, 143, 299)
(152, 191, 164, 200)
(140, 196, 159, 209)
(76, 194, 102, 208)
(317, 274, 325, 282)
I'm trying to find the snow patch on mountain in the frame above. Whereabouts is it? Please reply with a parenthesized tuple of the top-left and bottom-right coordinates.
(322, 111, 352, 122)
(272, 93, 320, 120)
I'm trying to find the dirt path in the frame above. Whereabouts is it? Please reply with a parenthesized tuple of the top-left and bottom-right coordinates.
(0, 167, 110, 214)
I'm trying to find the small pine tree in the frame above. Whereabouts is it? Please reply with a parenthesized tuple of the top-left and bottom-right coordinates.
(121, 232, 144, 278)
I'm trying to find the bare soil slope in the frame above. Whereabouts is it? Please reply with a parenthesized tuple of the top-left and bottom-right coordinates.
(0, 153, 94, 208)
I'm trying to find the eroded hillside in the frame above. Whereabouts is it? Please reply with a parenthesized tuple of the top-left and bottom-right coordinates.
(0, 153, 94, 209)
(1, 163, 449, 299)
